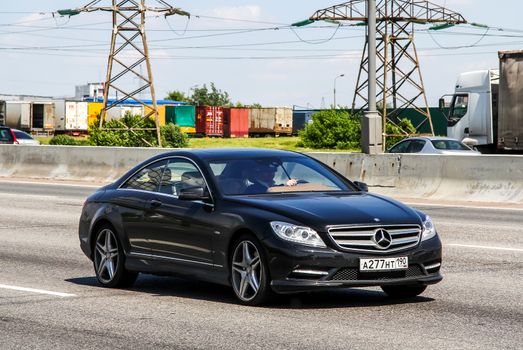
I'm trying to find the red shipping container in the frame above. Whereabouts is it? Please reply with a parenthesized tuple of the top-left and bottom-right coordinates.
(223, 108, 249, 138)
(196, 106, 224, 136)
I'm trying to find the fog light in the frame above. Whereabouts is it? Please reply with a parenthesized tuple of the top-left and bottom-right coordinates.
(424, 262, 441, 272)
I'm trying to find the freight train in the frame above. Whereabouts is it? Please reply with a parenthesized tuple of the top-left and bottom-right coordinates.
(0, 98, 299, 138)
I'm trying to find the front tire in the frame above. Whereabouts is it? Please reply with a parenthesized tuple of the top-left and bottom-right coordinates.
(93, 225, 138, 288)
(230, 235, 273, 306)
(381, 285, 427, 298)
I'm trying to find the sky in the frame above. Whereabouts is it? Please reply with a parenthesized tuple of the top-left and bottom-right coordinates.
(1, 1, 522, 109)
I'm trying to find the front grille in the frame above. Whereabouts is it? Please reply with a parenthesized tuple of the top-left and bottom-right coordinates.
(327, 224, 421, 253)
(330, 265, 424, 281)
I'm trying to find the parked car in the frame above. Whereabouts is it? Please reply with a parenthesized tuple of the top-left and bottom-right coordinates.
(387, 136, 480, 155)
(79, 149, 442, 305)
(0, 126, 40, 145)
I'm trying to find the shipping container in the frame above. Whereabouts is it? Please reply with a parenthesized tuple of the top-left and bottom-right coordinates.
(166, 105, 196, 133)
(32, 102, 55, 130)
(5, 101, 32, 130)
(120, 105, 144, 118)
(54, 101, 89, 133)
(249, 108, 292, 136)
(292, 110, 320, 135)
(168, 105, 195, 126)
(144, 104, 167, 126)
(196, 106, 224, 136)
(498, 50, 523, 151)
(224, 108, 249, 138)
(88, 102, 103, 126)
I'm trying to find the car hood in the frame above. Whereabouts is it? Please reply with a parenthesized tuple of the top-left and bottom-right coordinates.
(227, 192, 421, 230)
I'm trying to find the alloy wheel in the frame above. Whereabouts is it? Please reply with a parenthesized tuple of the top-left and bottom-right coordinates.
(94, 228, 120, 284)
(231, 240, 263, 302)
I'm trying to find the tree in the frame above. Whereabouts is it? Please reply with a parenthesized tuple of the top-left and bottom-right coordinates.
(165, 90, 190, 103)
(191, 82, 231, 106)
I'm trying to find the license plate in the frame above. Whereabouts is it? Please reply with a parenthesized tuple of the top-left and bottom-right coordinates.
(359, 257, 408, 272)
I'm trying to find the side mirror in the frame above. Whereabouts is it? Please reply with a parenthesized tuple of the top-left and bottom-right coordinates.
(178, 186, 210, 201)
(353, 181, 369, 192)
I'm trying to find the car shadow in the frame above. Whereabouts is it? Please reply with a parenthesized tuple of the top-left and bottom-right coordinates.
(66, 275, 435, 309)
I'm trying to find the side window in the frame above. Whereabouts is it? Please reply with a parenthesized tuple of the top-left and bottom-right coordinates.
(448, 94, 468, 126)
(165, 159, 207, 196)
(14, 131, 33, 140)
(0, 129, 13, 143)
(389, 140, 411, 153)
(121, 160, 168, 192)
(407, 140, 426, 153)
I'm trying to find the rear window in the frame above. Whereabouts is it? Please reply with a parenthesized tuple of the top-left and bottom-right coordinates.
(14, 131, 33, 140)
(431, 140, 471, 151)
(0, 128, 13, 143)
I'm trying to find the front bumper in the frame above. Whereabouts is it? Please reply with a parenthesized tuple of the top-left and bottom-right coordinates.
(262, 234, 443, 294)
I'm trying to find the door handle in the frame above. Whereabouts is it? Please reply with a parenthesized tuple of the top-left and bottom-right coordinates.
(150, 199, 163, 208)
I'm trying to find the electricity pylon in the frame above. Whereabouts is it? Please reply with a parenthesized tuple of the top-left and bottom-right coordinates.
(59, 1, 189, 146)
(309, 1, 466, 145)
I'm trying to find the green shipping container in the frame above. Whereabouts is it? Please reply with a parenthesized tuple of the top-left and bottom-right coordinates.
(166, 105, 196, 127)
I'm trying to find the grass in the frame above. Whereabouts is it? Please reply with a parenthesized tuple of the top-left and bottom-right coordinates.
(36, 136, 52, 145)
(37, 135, 360, 153)
(188, 137, 359, 152)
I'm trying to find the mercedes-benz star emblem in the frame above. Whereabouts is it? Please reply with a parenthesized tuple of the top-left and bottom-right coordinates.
(373, 229, 392, 249)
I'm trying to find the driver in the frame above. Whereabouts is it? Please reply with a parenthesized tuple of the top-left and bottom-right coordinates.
(245, 163, 298, 194)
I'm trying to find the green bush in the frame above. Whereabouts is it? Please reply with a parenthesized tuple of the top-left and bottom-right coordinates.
(89, 113, 158, 147)
(385, 118, 416, 150)
(89, 113, 187, 148)
(161, 123, 188, 148)
(49, 135, 78, 146)
(299, 109, 361, 150)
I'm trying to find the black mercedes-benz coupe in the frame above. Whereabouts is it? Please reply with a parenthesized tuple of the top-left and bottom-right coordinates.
(79, 149, 442, 305)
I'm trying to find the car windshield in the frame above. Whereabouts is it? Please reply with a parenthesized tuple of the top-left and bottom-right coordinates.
(207, 156, 353, 195)
(431, 140, 471, 151)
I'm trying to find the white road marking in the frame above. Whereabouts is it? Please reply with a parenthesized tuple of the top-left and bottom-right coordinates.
(446, 244, 523, 252)
(0, 179, 102, 188)
(0, 284, 76, 297)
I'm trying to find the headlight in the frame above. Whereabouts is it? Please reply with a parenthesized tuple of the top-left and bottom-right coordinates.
(421, 216, 437, 241)
(270, 221, 326, 248)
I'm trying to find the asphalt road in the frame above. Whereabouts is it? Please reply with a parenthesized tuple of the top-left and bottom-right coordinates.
(0, 181, 522, 350)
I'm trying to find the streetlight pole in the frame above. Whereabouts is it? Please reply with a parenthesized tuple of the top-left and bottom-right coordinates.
(333, 74, 345, 109)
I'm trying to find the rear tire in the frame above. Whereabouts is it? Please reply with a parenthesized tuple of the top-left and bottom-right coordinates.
(93, 224, 138, 288)
(381, 285, 427, 298)
(230, 235, 273, 306)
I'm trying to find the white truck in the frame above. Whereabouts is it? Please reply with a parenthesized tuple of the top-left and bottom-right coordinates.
(443, 50, 523, 153)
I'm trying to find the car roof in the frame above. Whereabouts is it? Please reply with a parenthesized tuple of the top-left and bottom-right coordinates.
(401, 136, 462, 142)
(156, 148, 302, 160)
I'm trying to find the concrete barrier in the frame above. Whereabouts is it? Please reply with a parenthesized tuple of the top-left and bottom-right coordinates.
(2, 145, 523, 203)
(0, 145, 165, 183)
(307, 153, 523, 203)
